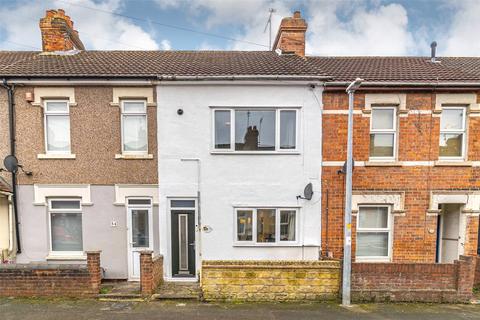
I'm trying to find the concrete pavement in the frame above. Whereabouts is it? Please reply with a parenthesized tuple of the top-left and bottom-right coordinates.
(1, 298, 480, 320)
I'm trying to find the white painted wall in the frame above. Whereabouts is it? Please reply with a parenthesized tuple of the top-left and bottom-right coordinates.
(157, 82, 323, 278)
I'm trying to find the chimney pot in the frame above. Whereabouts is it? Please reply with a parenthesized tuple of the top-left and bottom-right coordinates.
(272, 11, 307, 57)
(39, 8, 85, 52)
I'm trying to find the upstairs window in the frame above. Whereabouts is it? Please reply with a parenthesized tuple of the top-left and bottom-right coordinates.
(439, 107, 466, 159)
(213, 108, 298, 152)
(44, 100, 71, 154)
(235, 208, 297, 244)
(48, 199, 83, 254)
(121, 100, 148, 154)
(369, 107, 396, 159)
(356, 206, 392, 261)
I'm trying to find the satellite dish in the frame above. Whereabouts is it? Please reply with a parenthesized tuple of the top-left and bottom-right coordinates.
(3, 155, 19, 173)
(303, 183, 314, 200)
(297, 182, 314, 201)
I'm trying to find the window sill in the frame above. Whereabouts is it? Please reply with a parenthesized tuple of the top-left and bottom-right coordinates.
(46, 254, 86, 261)
(37, 153, 76, 160)
(233, 242, 302, 247)
(434, 160, 472, 167)
(365, 160, 402, 167)
(211, 151, 300, 155)
(115, 154, 153, 160)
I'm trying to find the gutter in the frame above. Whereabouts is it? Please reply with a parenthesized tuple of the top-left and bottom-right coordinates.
(157, 75, 331, 81)
(0, 79, 21, 254)
(325, 81, 480, 88)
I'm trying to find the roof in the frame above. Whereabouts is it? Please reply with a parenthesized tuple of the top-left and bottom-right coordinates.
(307, 56, 480, 83)
(2, 51, 480, 84)
(0, 51, 327, 78)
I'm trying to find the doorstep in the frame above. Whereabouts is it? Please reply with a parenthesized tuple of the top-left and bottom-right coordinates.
(151, 281, 201, 301)
(98, 280, 143, 301)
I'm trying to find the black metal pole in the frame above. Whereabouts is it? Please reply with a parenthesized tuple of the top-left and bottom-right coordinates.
(2, 78, 21, 253)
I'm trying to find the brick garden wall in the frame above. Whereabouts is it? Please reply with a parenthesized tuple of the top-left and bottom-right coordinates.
(140, 251, 163, 296)
(0, 251, 101, 298)
(201, 260, 340, 302)
(352, 255, 476, 303)
(322, 91, 480, 262)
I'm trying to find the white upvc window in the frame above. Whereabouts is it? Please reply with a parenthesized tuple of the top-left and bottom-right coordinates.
(48, 198, 83, 256)
(121, 100, 148, 155)
(355, 205, 393, 262)
(439, 106, 467, 160)
(44, 100, 71, 154)
(213, 108, 299, 153)
(234, 208, 298, 245)
(369, 107, 397, 160)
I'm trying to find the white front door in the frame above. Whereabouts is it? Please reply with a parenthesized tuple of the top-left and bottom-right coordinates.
(127, 199, 153, 280)
(440, 204, 461, 263)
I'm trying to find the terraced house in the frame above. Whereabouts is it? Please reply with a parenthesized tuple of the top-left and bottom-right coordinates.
(0, 9, 479, 302)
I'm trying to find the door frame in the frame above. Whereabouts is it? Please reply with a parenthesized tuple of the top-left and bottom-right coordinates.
(166, 197, 199, 281)
(438, 204, 464, 263)
(126, 197, 154, 281)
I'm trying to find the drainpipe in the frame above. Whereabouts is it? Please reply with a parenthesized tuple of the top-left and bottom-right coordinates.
(1, 79, 21, 253)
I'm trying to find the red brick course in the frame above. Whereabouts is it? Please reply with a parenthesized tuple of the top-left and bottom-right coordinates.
(0, 251, 101, 298)
(352, 255, 476, 302)
(322, 91, 480, 263)
(140, 251, 163, 296)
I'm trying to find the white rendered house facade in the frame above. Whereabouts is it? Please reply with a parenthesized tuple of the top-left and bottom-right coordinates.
(156, 81, 324, 280)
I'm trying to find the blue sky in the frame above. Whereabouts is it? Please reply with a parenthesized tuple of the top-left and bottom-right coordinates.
(0, 0, 477, 56)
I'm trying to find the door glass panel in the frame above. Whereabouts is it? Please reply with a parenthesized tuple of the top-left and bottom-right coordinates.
(132, 209, 149, 247)
(179, 215, 188, 270)
(171, 200, 195, 208)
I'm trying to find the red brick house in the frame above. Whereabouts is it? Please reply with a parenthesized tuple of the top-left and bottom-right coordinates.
(307, 57, 480, 264)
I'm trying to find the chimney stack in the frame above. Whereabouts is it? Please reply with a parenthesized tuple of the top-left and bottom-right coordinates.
(39, 9, 85, 52)
(273, 11, 307, 57)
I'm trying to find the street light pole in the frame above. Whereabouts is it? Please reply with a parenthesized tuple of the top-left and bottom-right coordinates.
(342, 78, 363, 306)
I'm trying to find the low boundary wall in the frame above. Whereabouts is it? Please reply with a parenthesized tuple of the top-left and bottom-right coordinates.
(201, 260, 341, 302)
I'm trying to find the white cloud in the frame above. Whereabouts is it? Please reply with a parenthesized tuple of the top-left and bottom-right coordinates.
(306, 1, 422, 56)
(442, 0, 480, 56)
(0, 0, 163, 50)
(160, 39, 172, 50)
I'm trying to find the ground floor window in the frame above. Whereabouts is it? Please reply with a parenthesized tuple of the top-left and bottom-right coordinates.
(48, 199, 83, 253)
(355, 205, 392, 261)
(235, 208, 297, 244)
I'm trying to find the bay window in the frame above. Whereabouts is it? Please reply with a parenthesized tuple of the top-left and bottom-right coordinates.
(44, 100, 71, 154)
(48, 199, 83, 254)
(355, 206, 392, 261)
(369, 107, 396, 159)
(439, 107, 466, 159)
(235, 208, 297, 244)
(121, 100, 148, 154)
(213, 108, 298, 152)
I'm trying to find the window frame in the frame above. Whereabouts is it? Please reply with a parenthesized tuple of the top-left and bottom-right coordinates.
(369, 106, 397, 161)
(43, 99, 71, 155)
(355, 205, 393, 262)
(120, 99, 148, 155)
(47, 198, 83, 257)
(439, 106, 467, 160)
(233, 207, 299, 246)
(211, 107, 300, 154)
